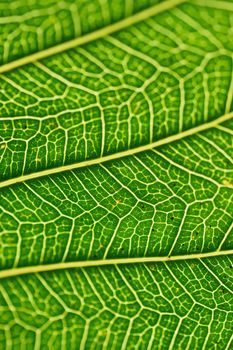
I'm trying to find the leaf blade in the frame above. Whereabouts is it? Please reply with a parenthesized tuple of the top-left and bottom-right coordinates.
(0, 0, 232, 349)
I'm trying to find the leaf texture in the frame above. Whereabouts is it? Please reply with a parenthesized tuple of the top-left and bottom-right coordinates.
(0, 0, 233, 349)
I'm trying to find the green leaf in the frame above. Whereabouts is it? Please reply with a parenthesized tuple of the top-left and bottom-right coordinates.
(0, 0, 233, 349)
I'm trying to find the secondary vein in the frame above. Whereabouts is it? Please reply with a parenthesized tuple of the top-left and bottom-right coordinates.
(0, 0, 186, 74)
(0, 112, 232, 188)
(0, 249, 232, 279)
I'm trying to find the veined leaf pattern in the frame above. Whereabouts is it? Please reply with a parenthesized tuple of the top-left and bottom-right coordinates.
(0, 0, 232, 349)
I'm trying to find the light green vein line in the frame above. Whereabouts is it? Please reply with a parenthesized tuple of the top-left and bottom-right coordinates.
(192, 0, 233, 11)
(0, 112, 232, 189)
(0, 250, 232, 279)
(0, 0, 186, 74)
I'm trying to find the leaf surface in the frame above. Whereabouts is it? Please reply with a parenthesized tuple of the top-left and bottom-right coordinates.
(0, 0, 233, 349)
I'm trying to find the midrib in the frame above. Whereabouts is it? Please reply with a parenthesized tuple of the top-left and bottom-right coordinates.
(0, 0, 186, 74)
(0, 250, 232, 279)
(0, 112, 232, 188)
